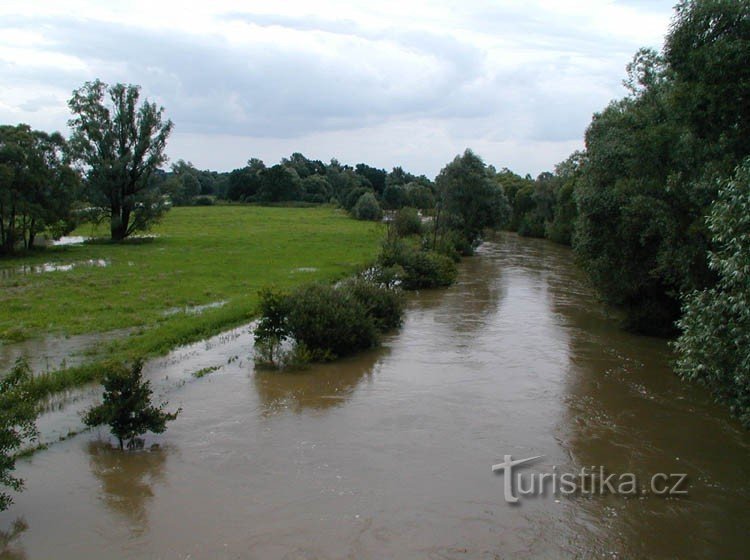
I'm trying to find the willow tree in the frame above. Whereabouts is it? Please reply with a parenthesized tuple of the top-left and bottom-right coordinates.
(68, 80, 173, 241)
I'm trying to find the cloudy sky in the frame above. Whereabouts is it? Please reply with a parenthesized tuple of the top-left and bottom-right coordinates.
(0, 0, 676, 177)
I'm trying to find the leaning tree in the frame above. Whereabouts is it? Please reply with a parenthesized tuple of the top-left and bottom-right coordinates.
(67, 80, 173, 241)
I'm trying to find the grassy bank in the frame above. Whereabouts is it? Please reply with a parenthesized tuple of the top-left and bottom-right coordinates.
(0, 206, 382, 396)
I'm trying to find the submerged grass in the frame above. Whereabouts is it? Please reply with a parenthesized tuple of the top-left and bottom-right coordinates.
(0, 206, 382, 397)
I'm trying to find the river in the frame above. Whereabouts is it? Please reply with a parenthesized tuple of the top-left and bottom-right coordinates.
(0, 232, 748, 559)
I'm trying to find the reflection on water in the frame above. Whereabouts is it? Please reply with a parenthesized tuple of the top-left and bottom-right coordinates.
(86, 441, 169, 537)
(0, 259, 109, 279)
(0, 519, 27, 560)
(0, 232, 748, 559)
(254, 346, 390, 416)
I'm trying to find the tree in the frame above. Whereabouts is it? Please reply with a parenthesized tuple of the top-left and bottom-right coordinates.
(665, 0, 750, 171)
(0, 124, 79, 254)
(435, 149, 510, 249)
(163, 160, 201, 206)
(382, 184, 408, 210)
(68, 80, 173, 241)
(258, 164, 302, 203)
(675, 159, 750, 426)
(353, 192, 383, 221)
(355, 163, 387, 195)
(301, 174, 331, 203)
(227, 158, 265, 201)
(83, 360, 180, 449)
(0, 359, 38, 510)
(542, 152, 585, 245)
(571, 1, 750, 334)
(254, 288, 291, 366)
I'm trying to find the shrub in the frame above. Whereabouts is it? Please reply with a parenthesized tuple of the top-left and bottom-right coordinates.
(254, 288, 291, 367)
(83, 360, 181, 449)
(379, 238, 457, 290)
(193, 196, 214, 206)
(518, 211, 546, 238)
(431, 228, 473, 260)
(353, 192, 383, 221)
(254, 280, 406, 365)
(342, 278, 405, 332)
(345, 187, 370, 211)
(393, 207, 422, 237)
(285, 284, 379, 360)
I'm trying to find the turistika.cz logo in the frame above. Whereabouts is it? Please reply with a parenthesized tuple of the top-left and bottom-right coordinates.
(492, 455, 688, 504)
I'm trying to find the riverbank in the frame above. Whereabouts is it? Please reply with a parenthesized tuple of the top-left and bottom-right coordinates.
(0, 206, 382, 397)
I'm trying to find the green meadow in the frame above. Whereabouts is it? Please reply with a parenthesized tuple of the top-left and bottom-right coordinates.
(0, 205, 382, 396)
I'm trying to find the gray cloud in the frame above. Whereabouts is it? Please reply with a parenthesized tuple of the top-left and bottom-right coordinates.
(0, 3, 675, 175)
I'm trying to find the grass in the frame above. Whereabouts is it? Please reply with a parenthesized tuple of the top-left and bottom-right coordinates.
(0, 206, 383, 397)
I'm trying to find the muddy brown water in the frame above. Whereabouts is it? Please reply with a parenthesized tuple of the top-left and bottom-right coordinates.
(0, 233, 748, 559)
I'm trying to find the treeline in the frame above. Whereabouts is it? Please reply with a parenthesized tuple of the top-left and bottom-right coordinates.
(499, 0, 749, 334)
(159, 153, 438, 219)
(497, 0, 750, 425)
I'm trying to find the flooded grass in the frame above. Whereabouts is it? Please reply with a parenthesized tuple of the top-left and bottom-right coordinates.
(192, 365, 221, 378)
(0, 206, 382, 393)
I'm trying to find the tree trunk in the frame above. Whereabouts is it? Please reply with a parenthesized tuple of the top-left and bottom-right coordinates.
(110, 203, 128, 241)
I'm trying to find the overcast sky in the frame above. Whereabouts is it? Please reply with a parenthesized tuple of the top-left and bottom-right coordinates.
(0, 0, 677, 178)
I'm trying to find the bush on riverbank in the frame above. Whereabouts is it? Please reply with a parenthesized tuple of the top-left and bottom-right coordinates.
(254, 279, 405, 367)
(379, 238, 457, 290)
(392, 207, 422, 237)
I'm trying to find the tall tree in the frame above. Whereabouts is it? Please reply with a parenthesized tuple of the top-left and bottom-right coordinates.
(435, 149, 509, 250)
(67, 80, 173, 241)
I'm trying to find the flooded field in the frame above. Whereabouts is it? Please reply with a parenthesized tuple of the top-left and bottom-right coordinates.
(1, 233, 748, 559)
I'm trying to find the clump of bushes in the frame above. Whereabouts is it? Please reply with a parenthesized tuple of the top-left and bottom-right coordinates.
(353, 192, 383, 221)
(392, 207, 422, 237)
(254, 279, 404, 367)
(193, 195, 214, 206)
(379, 238, 457, 290)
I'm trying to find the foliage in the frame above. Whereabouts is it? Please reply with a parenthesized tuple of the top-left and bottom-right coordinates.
(227, 159, 265, 201)
(0, 358, 38, 510)
(392, 207, 422, 237)
(257, 164, 303, 203)
(341, 277, 405, 332)
(284, 283, 377, 360)
(254, 277, 405, 365)
(435, 149, 510, 248)
(67, 80, 173, 241)
(254, 287, 291, 366)
(431, 228, 471, 262)
(0, 124, 79, 254)
(379, 238, 457, 289)
(570, 0, 750, 334)
(353, 192, 383, 221)
(355, 163, 387, 195)
(675, 159, 750, 426)
(83, 360, 180, 449)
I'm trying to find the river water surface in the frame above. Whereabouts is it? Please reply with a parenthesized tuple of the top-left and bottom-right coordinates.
(1, 233, 748, 559)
